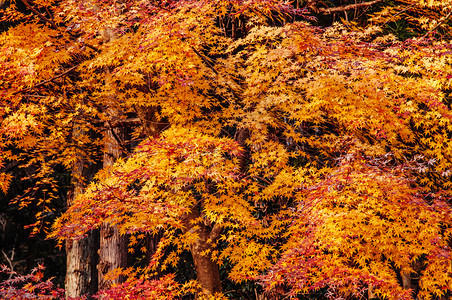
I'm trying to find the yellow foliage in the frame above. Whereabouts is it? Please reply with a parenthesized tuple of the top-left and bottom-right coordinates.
(2, 0, 452, 298)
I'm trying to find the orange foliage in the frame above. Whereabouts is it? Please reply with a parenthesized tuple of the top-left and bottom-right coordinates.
(1, 0, 452, 298)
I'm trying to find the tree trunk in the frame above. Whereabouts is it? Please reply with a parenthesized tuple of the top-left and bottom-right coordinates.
(98, 223, 127, 289)
(66, 234, 98, 297)
(189, 226, 222, 295)
(135, 105, 167, 137)
(368, 284, 377, 300)
(97, 20, 166, 292)
(96, 21, 129, 290)
(98, 123, 128, 290)
(402, 272, 413, 290)
(182, 207, 222, 296)
(65, 129, 98, 298)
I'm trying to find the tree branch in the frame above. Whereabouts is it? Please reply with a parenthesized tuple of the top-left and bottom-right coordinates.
(2, 249, 15, 278)
(105, 119, 131, 155)
(14, 65, 78, 95)
(422, 10, 452, 39)
(315, 0, 384, 15)
(19, 0, 57, 28)
(109, 118, 142, 128)
(209, 223, 223, 242)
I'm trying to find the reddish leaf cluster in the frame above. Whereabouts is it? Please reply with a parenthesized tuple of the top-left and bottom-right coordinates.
(0, 264, 65, 300)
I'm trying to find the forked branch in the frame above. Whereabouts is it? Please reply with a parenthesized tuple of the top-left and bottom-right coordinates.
(19, 0, 57, 28)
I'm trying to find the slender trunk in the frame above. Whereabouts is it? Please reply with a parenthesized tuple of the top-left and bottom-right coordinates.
(98, 123, 127, 290)
(97, 22, 129, 290)
(368, 284, 377, 300)
(189, 226, 222, 295)
(65, 129, 98, 298)
(182, 207, 222, 296)
(235, 128, 249, 172)
(402, 259, 423, 299)
(138, 105, 167, 275)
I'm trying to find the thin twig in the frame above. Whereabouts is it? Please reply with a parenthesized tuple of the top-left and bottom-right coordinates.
(422, 10, 452, 39)
(253, 175, 273, 185)
(317, 0, 384, 15)
(23, 94, 47, 98)
(2, 249, 15, 278)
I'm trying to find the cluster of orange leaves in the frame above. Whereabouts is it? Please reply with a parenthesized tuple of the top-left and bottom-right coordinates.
(1, 0, 452, 298)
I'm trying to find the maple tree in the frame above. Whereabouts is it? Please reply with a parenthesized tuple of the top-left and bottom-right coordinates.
(0, 264, 65, 299)
(262, 156, 452, 299)
(1, 0, 452, 299)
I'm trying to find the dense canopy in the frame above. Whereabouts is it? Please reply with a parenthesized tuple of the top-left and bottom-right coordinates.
(1, 0, 452, 299)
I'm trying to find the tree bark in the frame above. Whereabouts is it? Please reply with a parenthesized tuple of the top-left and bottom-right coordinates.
(66, 234, 98, 297)
(98, 122, 128, 290)
(98, 223, 127, 289)
(182, 208, 222, 296)
(189, 227, 222, 295)
(97, 22, 129, 291)
(402, 272, 413, 290)
(65, 128, 98, 298)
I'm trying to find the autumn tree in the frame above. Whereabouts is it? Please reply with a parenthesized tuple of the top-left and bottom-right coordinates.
(0, 1, 104, 296)
(2, 0, 452, 299)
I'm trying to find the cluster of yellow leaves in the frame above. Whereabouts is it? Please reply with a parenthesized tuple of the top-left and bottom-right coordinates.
(418, 0, 452, 9)
(369, 0, 452, 38)
(52, 127, 249, 238)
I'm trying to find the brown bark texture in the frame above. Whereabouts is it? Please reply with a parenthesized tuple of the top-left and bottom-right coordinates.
(65, 128, 97, 298)
(190, 227, 222, 295)
(98, 223, 127, 290)
(182, 208, 222, 296)
(65, 234, 97, 298)
(98, 123, 128, 290)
